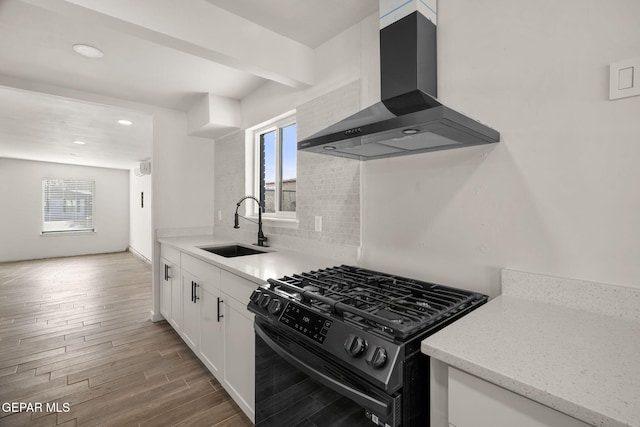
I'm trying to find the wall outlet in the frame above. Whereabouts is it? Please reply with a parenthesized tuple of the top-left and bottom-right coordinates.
(315, 216, 322, 232)
(218, 210, 222, 221)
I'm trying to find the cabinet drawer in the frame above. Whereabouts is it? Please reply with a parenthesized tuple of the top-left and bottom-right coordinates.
(182, 254, 221, 293)
(160, 244, 181, 265)
(221, 270, 262, 304)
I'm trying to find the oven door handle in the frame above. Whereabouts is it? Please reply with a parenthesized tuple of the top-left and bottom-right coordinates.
(255, 322, 392, 416)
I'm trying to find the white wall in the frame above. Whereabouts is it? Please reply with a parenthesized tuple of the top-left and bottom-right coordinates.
(220, 2, 640, 295)
(152, 108, 215, 232)
(150, 107, 215, 321)
(361, 0, 640, 295)
(129, 169, 152, 261)
(0, 158, 129, 262)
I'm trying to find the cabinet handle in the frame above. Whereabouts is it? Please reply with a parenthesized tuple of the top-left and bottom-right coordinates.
(194, 283, 200, 302)
(164, 264, 168, 281)
(217, 297, 224, 322)
(191, 281, 194, 302)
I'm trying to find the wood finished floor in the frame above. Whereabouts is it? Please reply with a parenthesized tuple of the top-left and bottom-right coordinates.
(0, 252, 253, 427)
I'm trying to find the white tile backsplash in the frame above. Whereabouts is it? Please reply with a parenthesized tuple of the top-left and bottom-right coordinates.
(296, 80, 360, 139)
(213, 81, 362, 261)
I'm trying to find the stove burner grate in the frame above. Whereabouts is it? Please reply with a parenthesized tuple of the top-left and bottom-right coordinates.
(269, 265, 484, 339)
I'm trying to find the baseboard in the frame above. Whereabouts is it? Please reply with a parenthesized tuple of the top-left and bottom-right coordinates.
(128, 246, 151, 264)
(150, 310, 164, 323)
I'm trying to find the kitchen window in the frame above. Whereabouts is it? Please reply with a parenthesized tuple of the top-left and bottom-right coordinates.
(42, 178, 95, 233)
(251, 115, 297, 219)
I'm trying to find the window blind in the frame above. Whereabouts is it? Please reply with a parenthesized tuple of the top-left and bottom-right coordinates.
(42, 179, 95, 233)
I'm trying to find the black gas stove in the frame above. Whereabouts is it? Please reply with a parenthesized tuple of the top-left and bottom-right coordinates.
(249, 265, 488, 427)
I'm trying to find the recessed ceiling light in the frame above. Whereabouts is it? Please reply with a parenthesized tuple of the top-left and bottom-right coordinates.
(118, 119, 133, 126)
(402, 128, 420, 135)
(72, 44, 104, 59)
(73, 140, 86, 145)
(323, 146, 336, 150)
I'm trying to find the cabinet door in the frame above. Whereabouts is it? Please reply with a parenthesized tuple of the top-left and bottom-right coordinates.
(222, 293, 255, 422)
(159, 258, 172, 320)
(181, 270, 201, 352)
(170, 266, 182, 331)
(200, 285, 223, 377)
(448, 367, 591, 427)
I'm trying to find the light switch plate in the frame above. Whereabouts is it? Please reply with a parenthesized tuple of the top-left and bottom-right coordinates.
(610, 57, 640, 100)
(315, 216, 322, 232)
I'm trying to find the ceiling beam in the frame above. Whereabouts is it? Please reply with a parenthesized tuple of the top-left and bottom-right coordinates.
(20, 0, 315, 88)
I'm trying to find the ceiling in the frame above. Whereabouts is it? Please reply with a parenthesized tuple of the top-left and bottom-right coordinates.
(0, 0, 377, 170)
(204, 0, 378, 48)
(0, 85, 153, 170)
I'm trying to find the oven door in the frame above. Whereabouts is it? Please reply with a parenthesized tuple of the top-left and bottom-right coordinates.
(255, 318, 401, 427)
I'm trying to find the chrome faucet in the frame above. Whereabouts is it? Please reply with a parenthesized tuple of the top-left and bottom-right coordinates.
(234, 196, 268, 247)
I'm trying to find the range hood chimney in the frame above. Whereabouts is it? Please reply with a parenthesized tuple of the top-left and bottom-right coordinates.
(298, 0, 500, 160)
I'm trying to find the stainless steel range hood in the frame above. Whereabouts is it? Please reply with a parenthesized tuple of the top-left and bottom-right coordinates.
(298, 0, 500, 161)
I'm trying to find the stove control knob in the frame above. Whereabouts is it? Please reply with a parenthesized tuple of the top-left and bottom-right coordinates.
(344, 334, 367, 358)
(366, 346, 388, 369)
(258, 293, 271, 308)
(267, 298, 283, 315)
(250, 289, 262, 304)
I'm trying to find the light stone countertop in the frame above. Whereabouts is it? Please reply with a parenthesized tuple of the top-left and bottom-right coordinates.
(158, 234, 344, 285)
(160, 239, 640, 426)
(421, 270, 640, 427)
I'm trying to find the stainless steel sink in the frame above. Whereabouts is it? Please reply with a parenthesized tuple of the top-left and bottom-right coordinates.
(199, 244, 269, 258)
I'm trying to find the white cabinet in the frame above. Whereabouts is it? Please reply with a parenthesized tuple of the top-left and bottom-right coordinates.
(222, 296, 254, 405)
(181, 269, 201, 352)
(158, 246, 257, 423)
(180, 254, 222, 355)
(220, 269, 256, 420)
(159, 258, 172, 319)
(171, 270, 183, 331)
(200, 273, 224, 377)
(160, 245, 181, 331)
(448, 367, 591, 427)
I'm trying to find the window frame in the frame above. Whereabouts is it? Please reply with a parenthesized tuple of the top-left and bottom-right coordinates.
(42, 178, 95, 234)
(250, 114, 297, 220)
